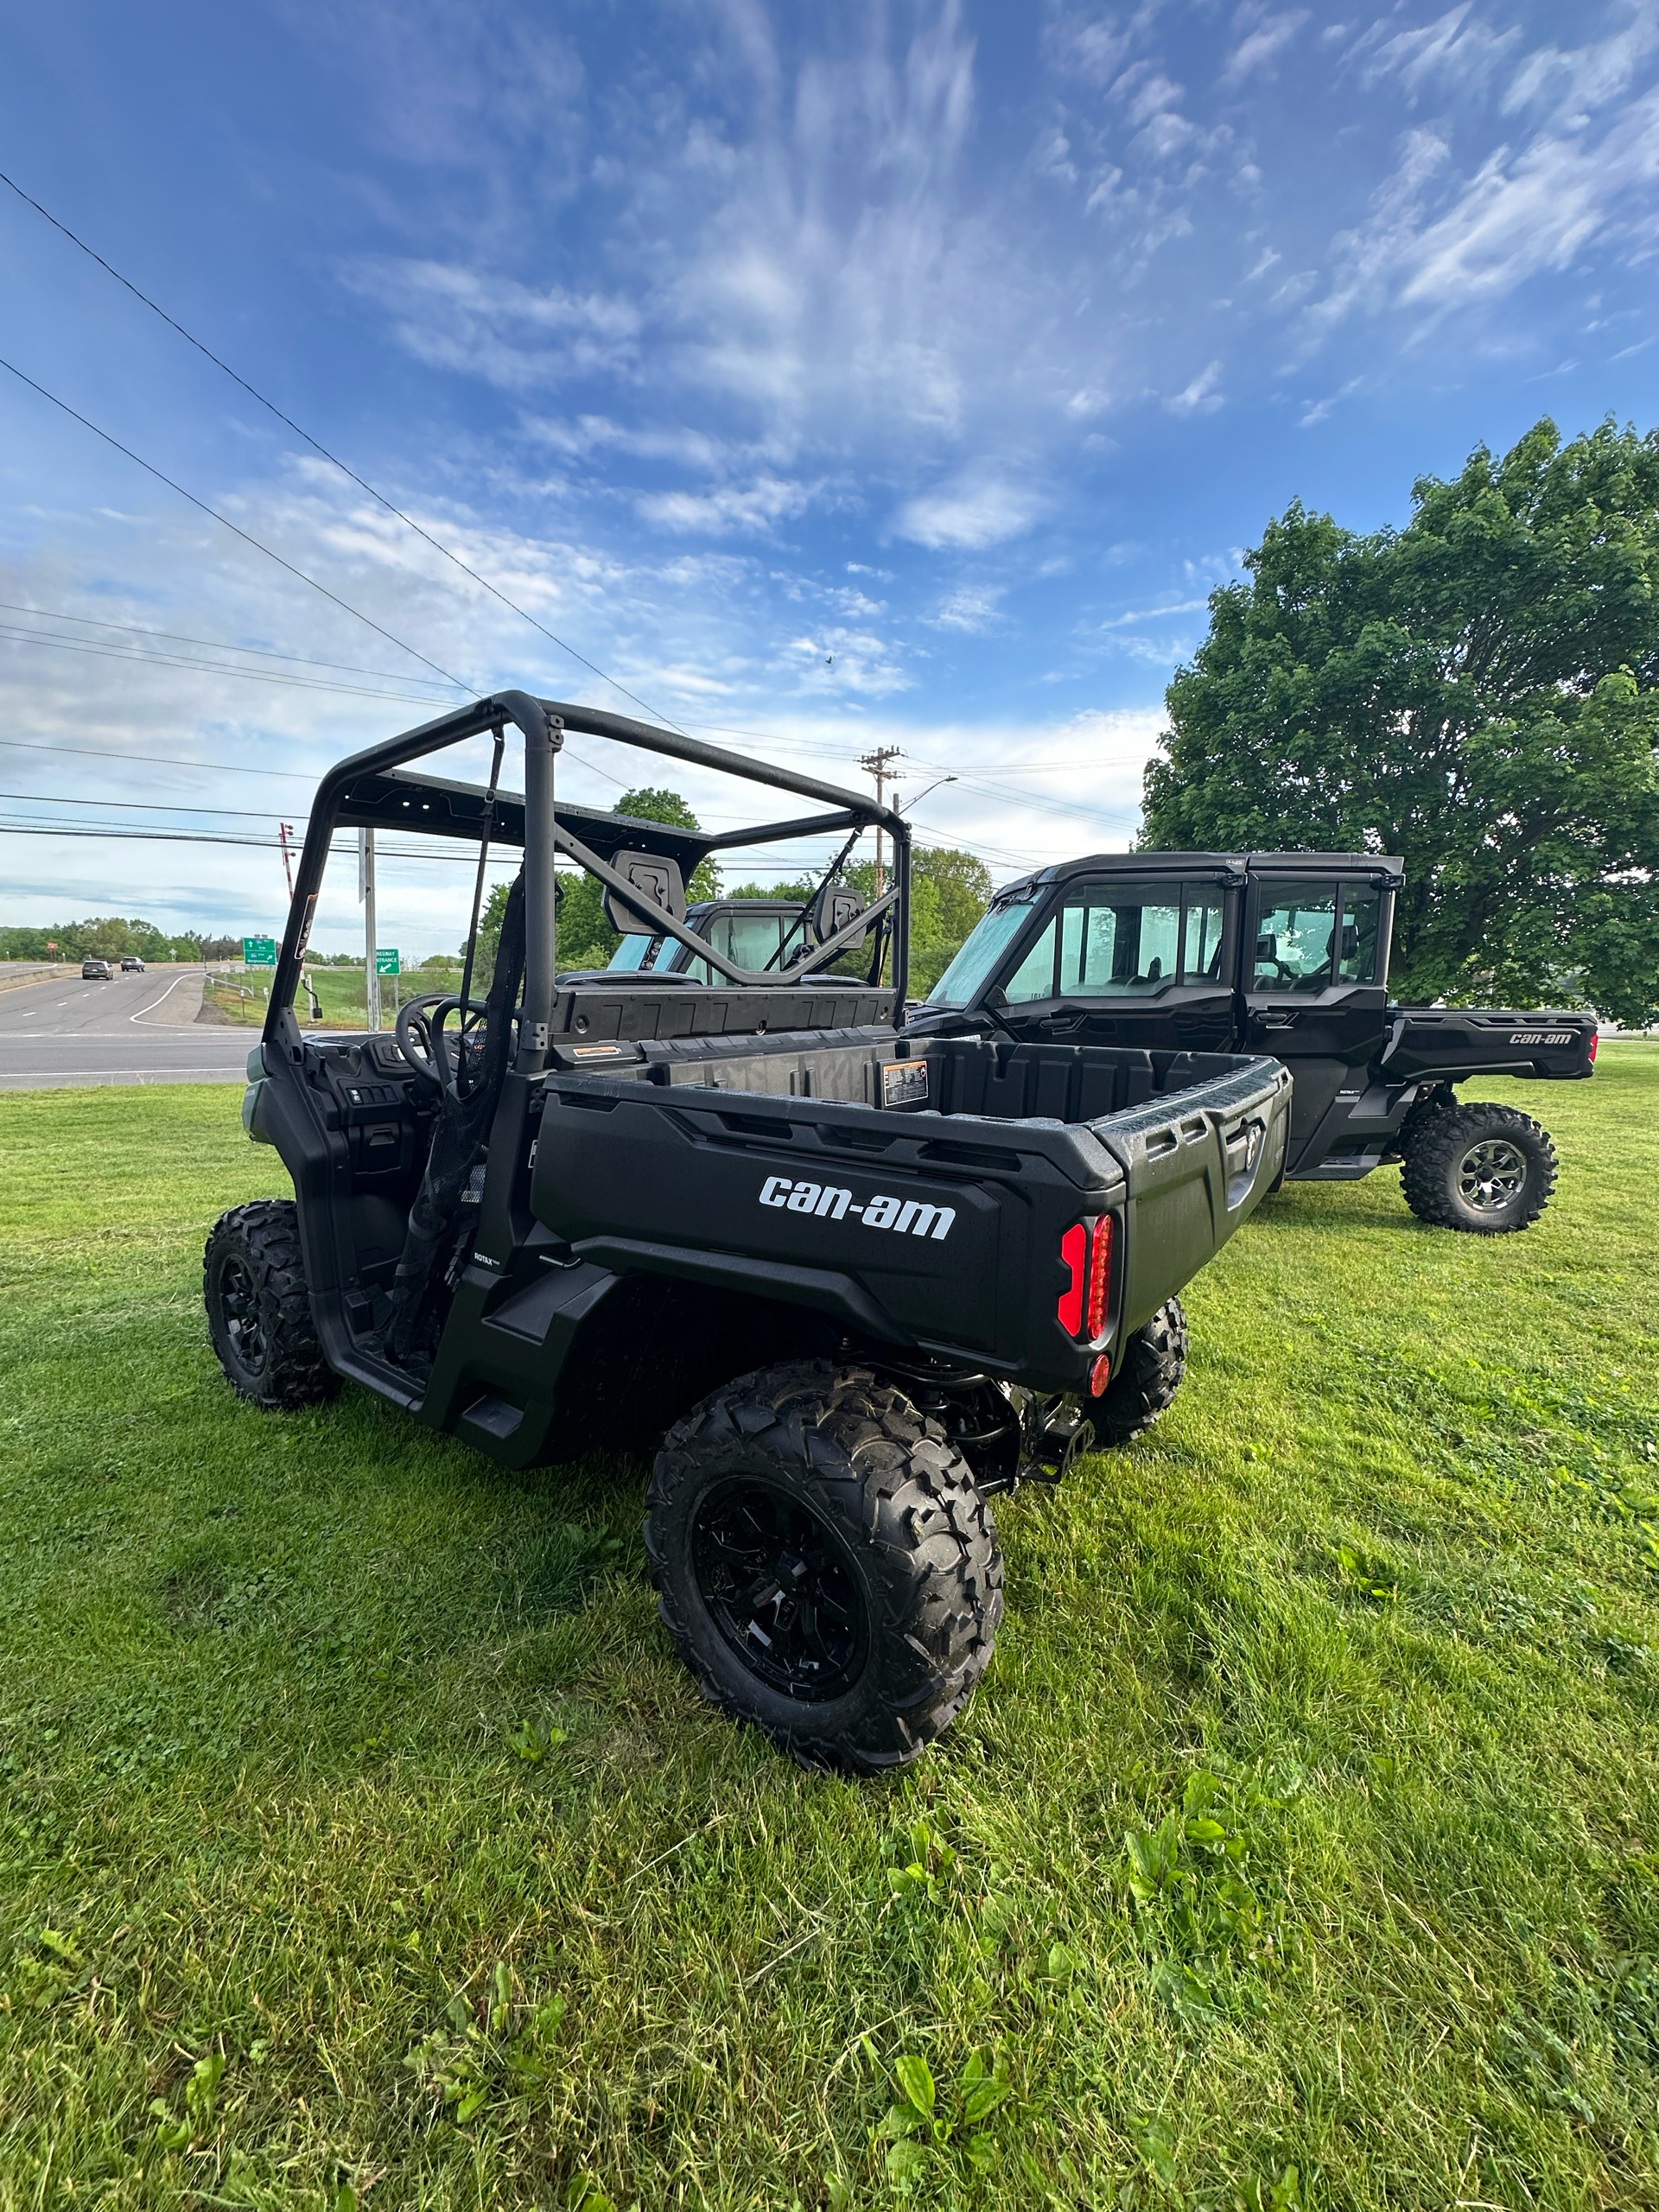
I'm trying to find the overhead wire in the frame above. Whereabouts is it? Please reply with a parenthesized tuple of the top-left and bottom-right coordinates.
(0, 622, 467, 707)
(0, 353, 474, 690)
(0, 599, 461, 688)
(0, 166, 686, 735)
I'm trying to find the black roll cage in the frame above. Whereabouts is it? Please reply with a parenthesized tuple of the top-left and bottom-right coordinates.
(262, 691, 912, 1076)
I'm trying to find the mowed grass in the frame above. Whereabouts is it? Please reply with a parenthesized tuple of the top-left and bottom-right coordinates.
(2, 1055, 1657, 2212)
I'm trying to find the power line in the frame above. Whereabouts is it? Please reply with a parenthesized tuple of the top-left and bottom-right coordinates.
(0, 167, 683, 734)
(0, 353, 474, 690)
(0, 622, 465, 707)
(0, 600, 460, 688)
(0, 787, 297, 820)
(0, 735, 318, 783)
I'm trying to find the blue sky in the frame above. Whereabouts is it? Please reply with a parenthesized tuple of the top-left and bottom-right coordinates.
(3, 0, 1656, 955)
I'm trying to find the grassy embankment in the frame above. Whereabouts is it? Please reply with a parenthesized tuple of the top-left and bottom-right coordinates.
(203, 966, 463, 1030)
(1, 1052, 1656, 2210)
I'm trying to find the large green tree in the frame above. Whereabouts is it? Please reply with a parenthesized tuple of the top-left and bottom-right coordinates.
(1141, 417, 1659, 1021)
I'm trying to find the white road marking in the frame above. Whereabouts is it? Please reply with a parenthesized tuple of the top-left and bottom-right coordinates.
(130, 970, 199, 1023)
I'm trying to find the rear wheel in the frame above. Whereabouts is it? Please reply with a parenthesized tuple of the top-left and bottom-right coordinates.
(645, 1362, 1003, 1771)
(1400, 1101, 1558, 1234)
(1093, 1296, 1188, 1445)
(204, 1200, 338, 1408)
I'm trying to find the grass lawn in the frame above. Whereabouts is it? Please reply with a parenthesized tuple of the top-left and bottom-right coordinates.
(2, 1052, 1656, 2211)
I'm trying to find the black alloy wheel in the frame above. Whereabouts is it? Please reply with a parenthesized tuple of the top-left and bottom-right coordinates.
(691, 1478, 870, 1700)
(203, 1200, 340, 1408)
(646, 1362, 1003, 1770)
(218, 1255, 269, 1380)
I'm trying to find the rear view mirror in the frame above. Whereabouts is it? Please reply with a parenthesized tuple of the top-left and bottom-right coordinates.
(809, 882, 867, 950)
(603, 852, 687, 934)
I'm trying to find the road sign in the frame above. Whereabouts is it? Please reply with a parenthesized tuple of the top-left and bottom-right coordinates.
(375, 948, 400, 976)
(244, 936, 277, 968)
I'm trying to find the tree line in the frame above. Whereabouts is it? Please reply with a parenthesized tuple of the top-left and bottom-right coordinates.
(0, 917, 244, 963)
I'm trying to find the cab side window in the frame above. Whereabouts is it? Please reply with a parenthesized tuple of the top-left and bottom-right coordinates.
(1252, 881, 1340, 993)
(1054, 884, 1183, 995)
(1338, 886, 1381, 983)
(1003, 918, 1059, 1002)
(1180, 887, 1225, 982)
(1002, 881, 1225, 1002)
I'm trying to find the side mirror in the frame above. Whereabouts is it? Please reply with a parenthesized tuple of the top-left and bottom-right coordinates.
(603, 852, 687, 934)
(1339, 924, 1360, 960)
(1255, 933, 1277, 963)
(808, 882, 867, 950)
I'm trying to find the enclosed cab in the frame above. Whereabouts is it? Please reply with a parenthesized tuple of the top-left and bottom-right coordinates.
(908, 850, 1596, 1233)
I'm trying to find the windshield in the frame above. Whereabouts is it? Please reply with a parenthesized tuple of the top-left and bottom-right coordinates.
(921, 898, 1036, 1006)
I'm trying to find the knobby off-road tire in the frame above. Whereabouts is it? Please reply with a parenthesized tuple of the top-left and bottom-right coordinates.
(1401, 1101, 1558, 1235)
(1093, 1295, 1188, 1446)
(645, 1362, 1004, 1772)
(203, 1200, 339, 1408)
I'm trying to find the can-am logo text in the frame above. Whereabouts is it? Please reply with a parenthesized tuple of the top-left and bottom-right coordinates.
(1507, 1031, 1576, 1046)
(759, 1173, 956, 1242)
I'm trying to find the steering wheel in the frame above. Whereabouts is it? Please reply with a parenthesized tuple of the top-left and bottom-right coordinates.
(394, 992, 490, 1096)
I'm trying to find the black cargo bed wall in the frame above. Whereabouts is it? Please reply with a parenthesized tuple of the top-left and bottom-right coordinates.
(921, 1039, 1249, 1127)
(557, 984, 892, 1045)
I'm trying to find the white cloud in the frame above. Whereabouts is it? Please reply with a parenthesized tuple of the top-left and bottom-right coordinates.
(1298, 374, 1367, 425)
(894, 475, 1046, 550)
(344, 260, 642, 391)
(634, 476, 817, 537)
(1224, 10, 1310, 86)
(1099, 596, 1209, 626)
(1363, 4, 1521, 100)
(931, 584, 1006, 632)
(1165, 359, 1225, 414)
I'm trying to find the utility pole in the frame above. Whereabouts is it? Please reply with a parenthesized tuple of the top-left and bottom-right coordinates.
(278, 822, 296, 899)
(859, 747, 904, 893)
(359, 827, 380, 1032)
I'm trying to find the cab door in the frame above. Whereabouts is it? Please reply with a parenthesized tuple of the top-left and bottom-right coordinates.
(1243, 869, 1395, 1171)
(988, 871, 1241, 1053)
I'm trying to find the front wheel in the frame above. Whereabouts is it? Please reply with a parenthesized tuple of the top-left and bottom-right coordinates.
(1400, 1102, 1558, 1234)
(204, 1200, 339, 1408)
(645, 1362, 1003, 1771)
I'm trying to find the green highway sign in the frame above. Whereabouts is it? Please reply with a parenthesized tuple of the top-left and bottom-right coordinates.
(375, 948, 400, 976)
(244, 936, 277, 968)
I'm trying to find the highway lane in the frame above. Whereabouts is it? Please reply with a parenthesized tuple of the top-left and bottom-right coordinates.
(0, 967, 256, 1090)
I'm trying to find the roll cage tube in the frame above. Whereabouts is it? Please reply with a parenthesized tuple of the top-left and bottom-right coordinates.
(262, 692, 912, 1059)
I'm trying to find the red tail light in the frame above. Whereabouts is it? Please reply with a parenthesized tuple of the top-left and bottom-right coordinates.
(1058, 1223, 1086, 1335)
(1086, 1214, 1113, 1338)
(1090, 1354, 1112, 1396)
(1059, 1217, 1116, 1342)
(1589, 1033, 1599, 1063)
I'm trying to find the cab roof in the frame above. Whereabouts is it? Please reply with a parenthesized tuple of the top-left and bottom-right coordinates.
(995, 849, 1405, 899)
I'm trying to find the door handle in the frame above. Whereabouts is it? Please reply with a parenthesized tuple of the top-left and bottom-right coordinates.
(1260, 1014, 1298, 1030)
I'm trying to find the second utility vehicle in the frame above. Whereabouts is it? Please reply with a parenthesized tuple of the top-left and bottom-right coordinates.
(207, 696, 1289, 1770)
(907, 850, 1596, 1235)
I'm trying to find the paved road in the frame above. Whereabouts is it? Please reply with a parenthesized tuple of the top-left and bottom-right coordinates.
(0, 968, 256, 1090)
